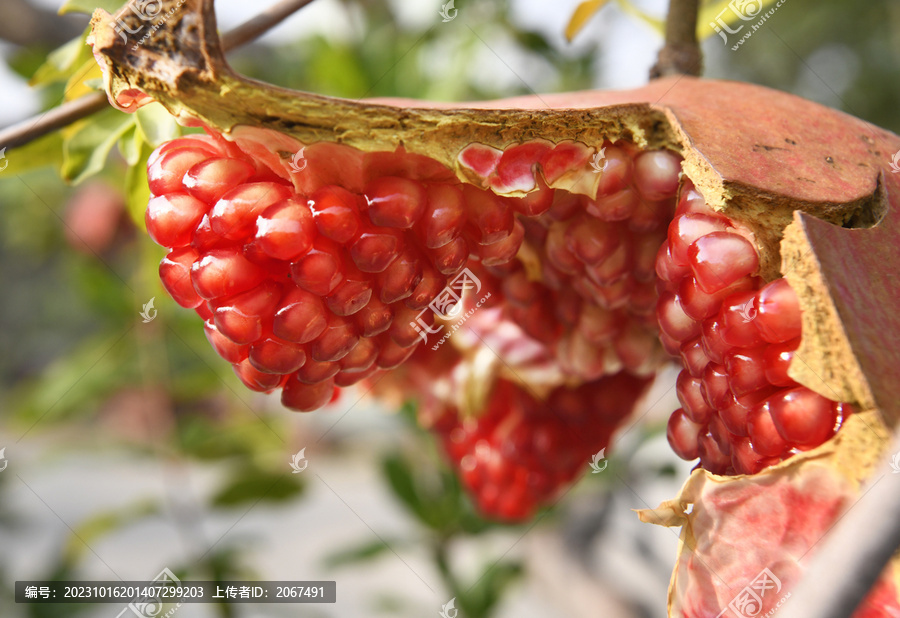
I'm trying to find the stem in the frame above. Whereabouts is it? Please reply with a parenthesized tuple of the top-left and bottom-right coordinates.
(649, 0, 702, 79)
(779, 429, 900, 618)
(0, 0, 319, 150)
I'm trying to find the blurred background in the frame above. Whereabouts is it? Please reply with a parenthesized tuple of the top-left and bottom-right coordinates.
(0, 0, 897, 616)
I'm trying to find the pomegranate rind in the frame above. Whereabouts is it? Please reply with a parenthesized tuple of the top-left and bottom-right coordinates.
(637, 412, 900, 617)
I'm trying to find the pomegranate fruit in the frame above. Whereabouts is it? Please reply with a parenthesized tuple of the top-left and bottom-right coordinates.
(89, 1, 900, 611)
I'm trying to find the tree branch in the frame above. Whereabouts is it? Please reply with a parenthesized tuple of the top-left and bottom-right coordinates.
(0, 0, 318, 150)
(649, 0, 702, 79)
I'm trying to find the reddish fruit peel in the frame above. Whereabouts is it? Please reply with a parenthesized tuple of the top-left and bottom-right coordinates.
(638, 412, 900, 616)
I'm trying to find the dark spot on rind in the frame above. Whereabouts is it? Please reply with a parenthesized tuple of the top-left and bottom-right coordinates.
(825, 156, 834, 164)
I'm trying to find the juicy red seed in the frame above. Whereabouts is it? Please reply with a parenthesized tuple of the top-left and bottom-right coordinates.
(546, 191, 584, 221)
(148, 148, 210, 195)
(339, 337, 378, 372)
(290, 240, 343, 296)
(355, 297, 393, 337)
(249, 336, 307, 374)
(768, 387, 838, 446)
(254, 197, 316, 261)
(431, 237, 470, 275)
(719, 290, 766, 348)
(295, 358, 340, 384)
(659, 329, 682, 357)
(334, 365, 380, 387)
(191, 250, 266, 300)
(628, 198, 672, 233)
(719, 392, 751, 437)
(514, 180, 553, 216)
(613, 323, 659, 375)
(212, 281, 282, 345)
(477, 220, 524, 267)
(680, 338, 710, 378)
(501, 269, 539, 306)
(195, 302, 214, 321)
(657, 291, 701, 342)
(365, 176, 427, 228)
(747, 401, 789, 457)
(633, 150, 681, 201)
(210, 182, 293, 241)
(676, 370, 714, 424)
(688, 232, 760, 294)
(406, 266, 446, 311)
(585, 237, 632, 285)
(667, 408, 702, 460)
(587, 187, 639, 221)
(594, 145, 633, 197)
(390, 306, 433, 347)
(325, 271, 372, 317)
(311, 315, 359, 362)
(190, 214, 229, 252)
(160, 247, 203, 308)
(461, 186, 515, 244)
(148, 137, 218, 168)
(755, 278, 802, 343)
(545, 221, 582, 274)
(281, 377, 336, 412)
(377, 250, 422, 303)
(273, 287, 327, 344)
(419, 184, 466, 247)
(633, 230, 666, 283)
(376, 337, 418, 369)
(350, 230, 401, 273)
(764, 338, 800, 387)
(146, 193, 209, 248)
(701, 363, 731, 411)
(700, 317, 733, 366)
(204, 320, 248, 363)
(708, 415, 735, 456)
(577, 305, 621, 344)
(697, 433, 731, 474)
(233, 359, 284, 392)
(493, 141, 551, 192)
(667, 213, 731, 266)
(731, 437, 779, 475)
(308, 185, 362, 244)
(679, 275, 756, 321)
(724, 347, 769, 397)
(183, 158, 255, 204)
(565, 216, 620, 265)
(675, 183, 714, 217)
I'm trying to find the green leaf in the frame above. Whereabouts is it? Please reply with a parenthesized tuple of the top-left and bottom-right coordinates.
(124, 140, 151, 228)
(62, 107, 135, 184)
(382, 455, 430, 524)
(5, 132, 64, 175)
(64, 501, 158, 565)
(135, 102, 180, 148)
(565, 0, 612, 41)
(697, 0, 780, 41)
(118, 125, 141, 166)
(211, 468, 305, 508)
(30, 30, 93, 87)
(323, 539, 403, 569)
(462, 561, 523, 618)
(60, 0, 125, 15)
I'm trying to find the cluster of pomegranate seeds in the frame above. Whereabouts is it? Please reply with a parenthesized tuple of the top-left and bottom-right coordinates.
(434, 372, 652, 521)
(657, 182, 852, 475)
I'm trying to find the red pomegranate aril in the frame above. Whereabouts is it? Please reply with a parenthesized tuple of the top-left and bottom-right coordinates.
(676, 371, 714, 424)
(290, 239, 343, 296)
(700, 318, 733, 365)
(190, 214, 230, 252)
(478, 220, 524, 266)
(747, 401, 789, 457)
(233, 359, 284, 392)
(195, 302, 214, 321)
(564, 216, 620, 265)
(146, 193, 209, 248)
(764, 338, 800, 387)
(204, 320, 248, 363)
(501, 269, 540, 307)
(724, 347, 769, 397)
(719, 290, 766, 347)
(668, 214, 731, 266)
(355, 297, 393, 337)
(674, 183, 713, 217)
(628, 198, 672, 233)
(254, 197, 316, 261)
(148, 148, 210, 195)
(249, 336, 307, 374)
(719, 392, 751, 437)
(281, 376, 336, 412)
(325, 271, 372, 317)
(339, 336, 378, 372)
(308, 185, 362, 243)
(588, 187, 639, 221)
(295, 358, 340, 384)
(406, 266, 446, 310)
(586, 239, 632, 285)
(688, 232, 759, 294)
(657, 291, 701, 342)
(160, 247, 202, 308)
(768, 387, 838, 446)
(701, 363, 731, 410)
(272, 286, 327, 344)
(364, 176, 427, 228)
(334, 365, 380, 387)
(633, 230, 666, 283)
(667, 408, 701, 460)
(731, 437, 779, 475)
(514, 179, 553, 216)
(376, 336, 418, 369)
(183, 157, 255, 204)
(755, 278, 802, 343)
(349, 230, 401, 273)
(311, 314, 359, 362)
(708, 415, 735, 456)
(697, 433, 731, 474)
(148, 137, 218, 168)
(630, 281, 659, 315)
(191, 249, 266, 300)
(210, 182, 293, 241)
(546, 192, 583, 221)
(390, 306, 433, 347)
(545, 221, 582, 274)
(659, 329, 681, 356)
(680, 338, 710, 378)
(595, 145, 633, 197)
(613, 323, 659, 375)
(461, 186, 515, 244)
(679, 275, 755, 321)
(432, 236, 470, 274)
(419, 184, 467, 247)
(213, 281, 282, 344)
(377, 249, 422, 303)
(633, 150, 681, 201)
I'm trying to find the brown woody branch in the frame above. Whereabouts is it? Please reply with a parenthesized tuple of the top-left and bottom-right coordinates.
(649, 0, 702, 79)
